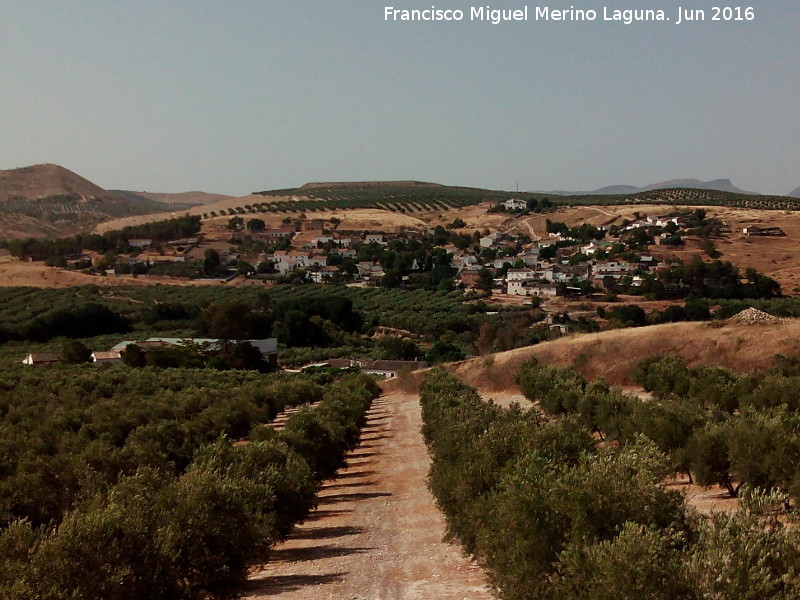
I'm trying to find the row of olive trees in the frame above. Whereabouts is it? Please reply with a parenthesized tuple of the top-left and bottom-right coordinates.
(0, 368, 327, 530)
(0, 373, 379, 599)
(421, 368, 800, 600)
(518, 355, 800, 498)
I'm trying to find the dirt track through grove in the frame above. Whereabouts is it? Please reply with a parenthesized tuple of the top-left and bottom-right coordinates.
(243, 391, 494, 600)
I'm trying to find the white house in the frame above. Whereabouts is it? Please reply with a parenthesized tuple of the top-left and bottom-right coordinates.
(507, 280, 558, 297)
(479, 232, 501, 248)
(329, 248, 357, 259)
(506, 268, 536, 281)
(507, 280, 532, 295)
(309, 266, 340, 283)
(580, 241, 611, 256)
(489, 258, 514, 269)
(594, 261, 631, 274)
(452, 254, 479, 269)
(364, 234, 386, 245)
(646, 215, 682, 228)
(504, 198, 528, 211)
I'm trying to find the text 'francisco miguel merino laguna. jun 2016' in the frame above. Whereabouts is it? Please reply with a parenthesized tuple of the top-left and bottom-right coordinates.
(383, 5, 756, 25)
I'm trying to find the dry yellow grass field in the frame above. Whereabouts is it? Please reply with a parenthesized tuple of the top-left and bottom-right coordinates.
(95, 202, 433, 235)
(448, 318, 800, 391)
(0, 251, 251, 289)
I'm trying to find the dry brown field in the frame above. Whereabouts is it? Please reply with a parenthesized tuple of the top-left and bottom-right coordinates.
(448, 317, 800, 391)
(0, 250, 260, 289)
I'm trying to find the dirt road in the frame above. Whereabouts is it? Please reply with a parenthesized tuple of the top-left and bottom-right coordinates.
(244, 391, 494, 600)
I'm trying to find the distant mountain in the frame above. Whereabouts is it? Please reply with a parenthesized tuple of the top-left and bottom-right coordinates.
(117, 190, 235, 206)
(544, 178, 755, 196)
(789, 187, 800, 198)
(584, 185, 641, 195)
(640, 178, 752, 194)
(0, 164, 172, 239)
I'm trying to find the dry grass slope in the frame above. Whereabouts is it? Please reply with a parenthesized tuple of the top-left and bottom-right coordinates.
(448, 318, 800, 391)
(0, 164, 110, 202)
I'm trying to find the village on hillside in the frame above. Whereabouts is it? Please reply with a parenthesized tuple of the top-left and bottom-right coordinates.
(58, 199, 780, 303)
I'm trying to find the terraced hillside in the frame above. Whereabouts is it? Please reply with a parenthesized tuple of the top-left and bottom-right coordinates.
(253, 181, 546, 213)
(0, 164, 174, 238)
(565, 187, 800, 210)
(247, 181, 800, 216)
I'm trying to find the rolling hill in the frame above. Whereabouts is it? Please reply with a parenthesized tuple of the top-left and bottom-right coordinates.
(547, 178, 754, 196)
(118, 190, 234, 206)
(0, 164, 173, 239)
(6, 167, 800, 240)
(247, 180, 800, 217)
(0, 163, 112, 202)
(253, 180, 530, 212)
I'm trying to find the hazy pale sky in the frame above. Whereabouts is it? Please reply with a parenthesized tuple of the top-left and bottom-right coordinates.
(1, 1, 797, 195)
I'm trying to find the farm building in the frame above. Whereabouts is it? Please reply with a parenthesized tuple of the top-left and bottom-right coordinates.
(743, 225, 786, 237)
(504, 198, 527, 211)
(21, 353, 62, 366)
(91, 351, 123, 365)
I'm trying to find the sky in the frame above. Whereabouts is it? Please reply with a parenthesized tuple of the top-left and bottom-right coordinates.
(1, 1, 797, 196)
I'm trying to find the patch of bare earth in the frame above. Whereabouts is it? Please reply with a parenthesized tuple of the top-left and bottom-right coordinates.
(664, 476, 739, 515)
(244, 391, 494, 600)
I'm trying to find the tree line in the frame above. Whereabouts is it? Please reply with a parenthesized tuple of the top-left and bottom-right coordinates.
(1, 216, 201, 260)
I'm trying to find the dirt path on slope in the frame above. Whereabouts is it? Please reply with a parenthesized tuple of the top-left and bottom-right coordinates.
(243, 391, 494, 600)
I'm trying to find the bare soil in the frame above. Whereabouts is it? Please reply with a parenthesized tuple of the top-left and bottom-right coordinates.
(243, 391, 494, 600)
(665, 476, 739, 515)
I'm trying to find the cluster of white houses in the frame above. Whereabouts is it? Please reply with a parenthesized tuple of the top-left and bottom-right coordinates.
(242, 210, 687, 291)
(448, 211, 734, 297)
(456, 247, 663, 298)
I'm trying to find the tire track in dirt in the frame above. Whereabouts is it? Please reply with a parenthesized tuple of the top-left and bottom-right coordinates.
(243, 391, 494, 600)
